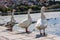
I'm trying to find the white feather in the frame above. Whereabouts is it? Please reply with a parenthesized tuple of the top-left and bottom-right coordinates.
(18, 9, 32, 28)
(36, 6, 47, 29)
(36, 19, 47, 27)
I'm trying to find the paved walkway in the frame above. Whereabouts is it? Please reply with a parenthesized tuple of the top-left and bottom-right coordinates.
(0, 26, 60, 40)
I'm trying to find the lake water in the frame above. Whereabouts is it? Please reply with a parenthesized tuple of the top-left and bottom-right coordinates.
(0, 12, 60, 36)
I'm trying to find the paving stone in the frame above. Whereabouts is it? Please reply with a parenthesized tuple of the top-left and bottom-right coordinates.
(0, 27, 60, 40)
(0, 26, 8, 32)
(53, 37, 60, 40)
(0, 36, 9, 40)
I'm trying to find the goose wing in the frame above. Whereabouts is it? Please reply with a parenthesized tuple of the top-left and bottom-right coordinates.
(35, 19, 41, 27)
(18, 19, 31, 28)
(36, 19, 47, 27)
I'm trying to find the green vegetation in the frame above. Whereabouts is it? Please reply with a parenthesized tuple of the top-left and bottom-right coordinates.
(0, 4, 60, 13)
(47, 4, 60, 9)
(0, 7, 11, 13)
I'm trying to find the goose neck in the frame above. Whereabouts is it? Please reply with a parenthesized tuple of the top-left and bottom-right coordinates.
(41, 11, 45, 20)
(11, 11, 15, 22)
(28, 12, 31, 20)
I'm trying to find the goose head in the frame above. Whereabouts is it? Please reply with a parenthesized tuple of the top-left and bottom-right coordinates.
(11, 9, 16, 16)
(40, 6, 47, 19)
(28, 8, 32, 20)
(11, 9, 15, 18)
(41, 6, 47, 13)
(13, 9, 16, 12)
(28, 8, 32, 14)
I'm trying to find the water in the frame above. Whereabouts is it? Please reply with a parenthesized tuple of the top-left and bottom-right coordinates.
(46, 18, 60, 36)
(0, 12, 60, 36)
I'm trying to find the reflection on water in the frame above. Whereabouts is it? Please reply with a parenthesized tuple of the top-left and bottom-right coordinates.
(0, 13, 60, 36)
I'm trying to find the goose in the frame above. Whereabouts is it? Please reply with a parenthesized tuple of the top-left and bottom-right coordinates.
(36, 6, 47, 36)
(4, 9, 16, 31)
(17, 8, 32, 33)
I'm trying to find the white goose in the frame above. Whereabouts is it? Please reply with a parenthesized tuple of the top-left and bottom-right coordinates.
(36, 6, 47, 36)
(18, 9, 32, 33)
(4, 9, 16, 31)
